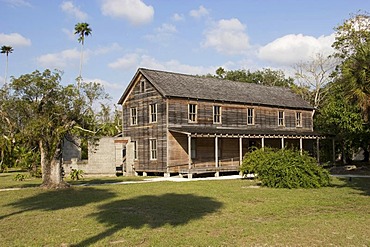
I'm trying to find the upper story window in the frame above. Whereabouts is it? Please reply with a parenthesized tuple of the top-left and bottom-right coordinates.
(188, 104, 197, 123)
(278, 110, 285, 126)
(139, 80, 145, 93)
(296, 112, 302, 127)
(149, 103, 157, 123)
(247, 108, 254, 125)
(213, 105, 221, 124)
(149, 139, 157, 160)
(130, 107, 137, 125)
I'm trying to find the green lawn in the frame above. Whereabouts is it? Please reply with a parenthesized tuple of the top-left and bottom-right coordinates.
(0, 175, 369, 246)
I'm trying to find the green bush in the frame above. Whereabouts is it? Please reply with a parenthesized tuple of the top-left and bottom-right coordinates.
(240, 148, 331, 189)
(70, 169, 84, 180)
(13, 173, 27, 181)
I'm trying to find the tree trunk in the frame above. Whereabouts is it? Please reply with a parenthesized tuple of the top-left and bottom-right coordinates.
(40, 140, 69, 189)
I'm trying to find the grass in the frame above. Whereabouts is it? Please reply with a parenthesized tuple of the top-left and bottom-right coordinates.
(0, 171, 147, 189)
(0, 175, 369, 246)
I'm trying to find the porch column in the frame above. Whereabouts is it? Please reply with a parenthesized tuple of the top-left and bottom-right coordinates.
(316, 138, 320, 163)
(300, 137, 303, 155)
(188, 134, 192, 170)
(261, 137, 265, 149)
(281, 137, 285, 149)
(239, 137, 243, 165)
(215, 136, 219, 177)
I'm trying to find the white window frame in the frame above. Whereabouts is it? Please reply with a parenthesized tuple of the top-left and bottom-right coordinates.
(247, 108, 254, 125)
(296, 112, 302, 127)
(188, 104, 197, 123)
(213, 105, 221, 124)
(149, 103, 157, 123)
(278, 110, 285, 126)
(149, 139, 157, 160)
(133, 141, 138, 160)
(130, 107, 137, 125)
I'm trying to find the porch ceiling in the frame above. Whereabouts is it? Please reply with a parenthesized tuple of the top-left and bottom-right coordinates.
(169, 126, 326, 139)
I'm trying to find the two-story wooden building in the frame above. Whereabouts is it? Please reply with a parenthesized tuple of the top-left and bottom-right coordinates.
(118, 68, 322, 177)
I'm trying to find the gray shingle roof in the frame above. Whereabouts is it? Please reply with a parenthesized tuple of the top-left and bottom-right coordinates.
(119, 68, 313, 110)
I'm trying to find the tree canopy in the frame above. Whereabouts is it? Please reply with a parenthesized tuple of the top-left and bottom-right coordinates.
(0, 70, 109, 188)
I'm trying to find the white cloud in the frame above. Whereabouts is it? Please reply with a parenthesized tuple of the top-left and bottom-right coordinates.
(0, 33, 31, 47)
(37, 48, 80, 68)
(189, 5, 209, 19)
(85, 77, 124, 90)
(202, 18, 250, 55)
(109, 53, 215, 76)
(101, 0, 154, 26)
(258, 33, 335, 65)
(172, 13, 185, 22)
(108, 53, 139, 69)
(145, 23, 177, 43)
(60, 1, 88, 21)
(3, 0, 31, 7)
(93, 43, 122, 55)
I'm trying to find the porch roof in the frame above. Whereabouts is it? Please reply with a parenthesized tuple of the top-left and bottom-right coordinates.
(169, 126, 325, 139)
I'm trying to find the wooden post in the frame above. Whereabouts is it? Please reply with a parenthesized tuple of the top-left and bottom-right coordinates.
(261, 137, 265, 149)
(215, 136, 219, 167)
(316, 138, 320, 163)
(215, 136, 219, 177)
(300, 137, 303, 155)
(188, 134, 191, 170)
(239, 137, 243, 165)
(281, 137, 284, 149)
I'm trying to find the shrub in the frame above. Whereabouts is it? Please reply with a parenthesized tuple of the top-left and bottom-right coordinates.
(240, 148, 331, 189)
(70, 169, 84, 180)
(13, 173, 27, 181)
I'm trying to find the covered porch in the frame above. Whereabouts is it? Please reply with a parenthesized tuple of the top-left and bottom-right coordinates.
(167, 127, 329, 178)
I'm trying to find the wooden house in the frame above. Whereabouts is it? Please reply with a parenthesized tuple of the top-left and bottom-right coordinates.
(118, 68, 323, 177)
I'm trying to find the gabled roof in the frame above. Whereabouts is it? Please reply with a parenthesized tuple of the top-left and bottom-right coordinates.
(118, 68, 313, 110)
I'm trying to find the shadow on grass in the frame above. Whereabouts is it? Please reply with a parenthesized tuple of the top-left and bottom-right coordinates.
(73, 193, 223, 246)
(332, 177, 370, 196)
(0, 187, 116, 220)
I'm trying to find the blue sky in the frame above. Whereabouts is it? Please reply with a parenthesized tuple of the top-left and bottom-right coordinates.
(1, 0, 369, 103)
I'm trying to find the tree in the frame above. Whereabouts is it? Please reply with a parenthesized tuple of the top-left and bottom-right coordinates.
(1, 45, 14, 84)
(294, 53, 338, 116)
(209, 67, 294, 87)
(3, 69, 108, 188)
(74, 22, 92, 80)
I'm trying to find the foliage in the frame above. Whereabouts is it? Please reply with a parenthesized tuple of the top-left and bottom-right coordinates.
(70, 169, 84, 180)
(13, 173, 27, 181)
(241, 148, 331, 188)
(208, 67, 294, 87)
(0, 69, 109, 188)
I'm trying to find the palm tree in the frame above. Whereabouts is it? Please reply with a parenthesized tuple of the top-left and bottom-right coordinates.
(74, 22, 92, 80)
(1, 45, 14, 84)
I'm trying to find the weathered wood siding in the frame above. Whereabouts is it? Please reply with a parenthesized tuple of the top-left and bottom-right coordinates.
(122, 76, 167, 172)
(168, 98, 313, 131)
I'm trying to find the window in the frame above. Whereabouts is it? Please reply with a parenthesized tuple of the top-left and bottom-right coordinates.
(278, 111, 284, 126)
(191, 138, 196, 159)
(149, 139, 157, 160)
(213, 105, 221, 124)
(130, 107, 137, 125)
(140, 80, 145, 93)
(133, 141, 138, 160)
(188, 104, 197, 122)
(247, 108, 254, 125)
(149, 103, 157, 123)
(296, 112, 302, 127)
